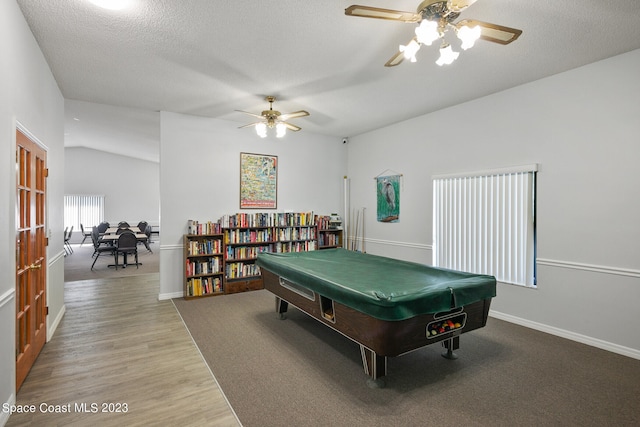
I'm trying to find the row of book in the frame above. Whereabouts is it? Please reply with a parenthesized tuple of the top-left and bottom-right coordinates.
(272, 240, 317, 253)
(224, 228, 273, 244)
(223, 227, 318, 244)
(186, 258, 222, 276)
(218, 211, 317, 228)
(319, 233, 340, 247)
(187, 220, 223, 235)
(276, 227, 316, 241)
(186, 276, 223, 296)
(187, 239, 223, 255)
(188, 213, 336, 235)
(224, 241, 318, 261)
(225, 245, 270, 261)
(316, 215, 332, 230)
(225, 262, 261, 279)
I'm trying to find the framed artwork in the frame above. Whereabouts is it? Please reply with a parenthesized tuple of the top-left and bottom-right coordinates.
(376, 174, 400, 222)
(240, 152, 278, 209)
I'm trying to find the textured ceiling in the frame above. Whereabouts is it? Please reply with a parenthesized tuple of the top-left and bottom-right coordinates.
(16, 0, 640, 160)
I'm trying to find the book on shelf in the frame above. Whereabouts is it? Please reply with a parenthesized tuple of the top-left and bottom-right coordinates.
(188, 239, 223, 255)
(186, 258, 222, 276)
(187, 219, 222, 235)
(186, 276, 222, 297)
(225, 262, 261, 279)
(219, 211, 316, 229)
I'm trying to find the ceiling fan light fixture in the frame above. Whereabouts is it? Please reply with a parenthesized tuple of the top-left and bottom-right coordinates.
(400, 39, 421, 62)
(415, 20, 440, 45)
(238, 96, 309, 137)
(256, 122, 267, 138)
(436, 42, 459, 66)
(345, 2, 522, 68)
(457, 24, 481, 50)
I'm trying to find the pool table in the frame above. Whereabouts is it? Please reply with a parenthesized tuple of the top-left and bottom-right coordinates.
(256, 248, 496, 387)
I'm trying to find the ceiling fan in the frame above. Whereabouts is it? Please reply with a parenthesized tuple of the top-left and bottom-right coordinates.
(345, 0, 522, 66)
(236, 96, 310, 138)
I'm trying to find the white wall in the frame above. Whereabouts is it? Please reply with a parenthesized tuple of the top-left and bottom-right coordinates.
(1, 0, 65, 423)
(159, 112, 347, 299)
(64, 147, 160, 229)
(346, 49, 640, 358)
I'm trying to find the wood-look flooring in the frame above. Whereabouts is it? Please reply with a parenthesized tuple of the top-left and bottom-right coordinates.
(7, 273, 241, 427)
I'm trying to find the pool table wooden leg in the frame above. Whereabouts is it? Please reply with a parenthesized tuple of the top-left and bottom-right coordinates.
(360, 345, 387, 387)
(275, 297, 288, 320)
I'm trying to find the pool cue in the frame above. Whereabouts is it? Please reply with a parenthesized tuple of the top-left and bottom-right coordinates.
(354, 209, 360, 251)
(349, 208, 354, 250)
(362, 208, 367, 254)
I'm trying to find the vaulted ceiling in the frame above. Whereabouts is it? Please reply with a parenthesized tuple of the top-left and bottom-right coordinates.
(16, 0, 640, 161)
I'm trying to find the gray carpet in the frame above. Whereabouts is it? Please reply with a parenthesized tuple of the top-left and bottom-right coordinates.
(174, 290, 640, 427)
(64, 238, 159, 282)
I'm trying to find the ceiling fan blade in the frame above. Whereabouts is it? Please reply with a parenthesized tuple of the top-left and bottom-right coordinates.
(385, 36, 418, 67)
(345, 5, 421, 23)
(235, 110, 265, 120)
(281, 122, 302, 132)
(447, 0, 478, 13)
(456, 19, 522, 45)
(384, 49, 406, 67)
(279, 110, 309, 121)
(238, 122, 261, 129)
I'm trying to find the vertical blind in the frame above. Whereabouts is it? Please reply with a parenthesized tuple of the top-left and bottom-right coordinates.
(64, 195, 104, 230)
(433, 165, 537, 287)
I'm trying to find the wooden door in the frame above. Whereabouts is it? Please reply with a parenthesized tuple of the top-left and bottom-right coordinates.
(16, 129, 47, 391)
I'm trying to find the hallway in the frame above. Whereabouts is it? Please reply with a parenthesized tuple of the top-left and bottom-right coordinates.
(7, 273, 240, 426)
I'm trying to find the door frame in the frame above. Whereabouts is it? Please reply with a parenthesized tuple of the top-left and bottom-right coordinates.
(15, 122, 49, 391)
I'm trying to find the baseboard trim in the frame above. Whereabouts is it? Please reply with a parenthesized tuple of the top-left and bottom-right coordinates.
(537, 258, 640, 278)
(159, 291, 183, 301)
(490, 310, 640, 360)
(1, 393, 16, 426)
(47, 304, 66, 342)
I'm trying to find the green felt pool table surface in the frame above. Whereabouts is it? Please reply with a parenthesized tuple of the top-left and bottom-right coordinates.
(256, 248, 496, 321)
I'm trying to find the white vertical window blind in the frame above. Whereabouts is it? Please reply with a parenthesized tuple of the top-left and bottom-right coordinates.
(64, 195, 105, 230)
(433, 165, 537, 287)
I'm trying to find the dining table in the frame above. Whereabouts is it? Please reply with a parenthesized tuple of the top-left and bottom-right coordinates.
(100, 231, 148, 268)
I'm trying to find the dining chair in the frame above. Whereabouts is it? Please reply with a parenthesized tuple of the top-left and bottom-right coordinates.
(80, 223, 92, 246)
(97, 222, 109, 234)
(64, 226, 74, 255)
(140, 224, 153, 253)
(63, 227, 69, 256)
(91, 226, 112, 255)
(118, 221, 130, 228)
(91, 227, 116, 270)
(114, 231, 138, 270)
(137, 221, 148, 233)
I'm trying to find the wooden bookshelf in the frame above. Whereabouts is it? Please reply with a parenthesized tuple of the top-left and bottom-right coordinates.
(316, 215, 343, 249)
(184, 220, 225, 299)
(223, 226, 272, 294)
(184, 213, 336, 298)
(318, 228, 343, 249)
(222, 212, 318, 294)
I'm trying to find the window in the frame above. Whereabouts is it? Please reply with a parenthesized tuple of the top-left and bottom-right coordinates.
(432, 165, 537, 287)
(64, 195, 105, 230)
